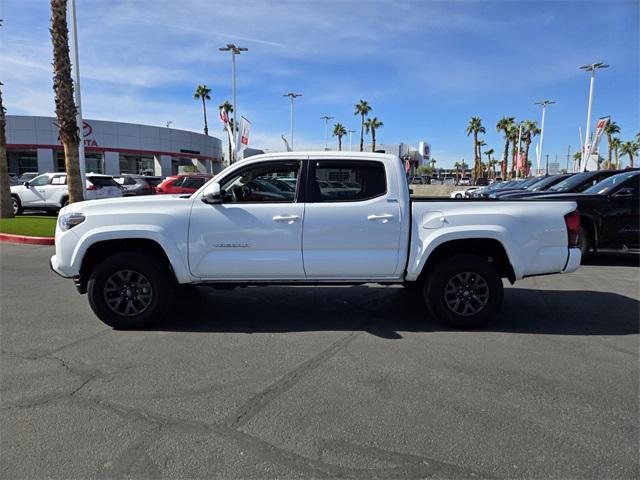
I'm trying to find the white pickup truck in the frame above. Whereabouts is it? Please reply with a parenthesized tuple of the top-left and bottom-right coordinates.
(51, 152, 582, 330)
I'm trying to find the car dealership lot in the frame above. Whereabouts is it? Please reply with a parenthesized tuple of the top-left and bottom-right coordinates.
(1, 243, 638, 479)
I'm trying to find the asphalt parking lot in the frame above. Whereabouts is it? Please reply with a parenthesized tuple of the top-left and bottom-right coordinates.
(1, 243, 638, 479)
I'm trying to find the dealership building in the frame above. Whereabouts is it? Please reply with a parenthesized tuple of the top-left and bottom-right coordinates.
(6, 115, 224, 177)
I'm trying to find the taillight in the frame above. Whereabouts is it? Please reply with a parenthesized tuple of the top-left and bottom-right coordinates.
(564, 210, 580, 248)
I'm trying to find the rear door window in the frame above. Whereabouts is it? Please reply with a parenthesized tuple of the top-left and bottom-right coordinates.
(181, 177, 206, 189)
(310, 161, 386, 202)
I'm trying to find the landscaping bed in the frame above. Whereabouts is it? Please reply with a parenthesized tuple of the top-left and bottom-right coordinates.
(0, 216, 57, 238)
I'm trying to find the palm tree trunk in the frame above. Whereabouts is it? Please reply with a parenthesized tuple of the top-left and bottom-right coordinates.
(524, 141, 531, 175)
(502, 134, 509, 178)
(615, 149, 620, 169)
(338, 135, 342, 151)
(510, 138, 517, 178)
(51, 0, 83, 204)
(0, 83, 13, 218)
(202, 98, 208, 136)
(606, 133, 612, 169)
(629, 154, 634, 169)
(372, 129, 376, 152)
(359, 115, 364, 152)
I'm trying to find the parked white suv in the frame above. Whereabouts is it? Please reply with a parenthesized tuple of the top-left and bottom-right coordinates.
(11, 173, 122, 215)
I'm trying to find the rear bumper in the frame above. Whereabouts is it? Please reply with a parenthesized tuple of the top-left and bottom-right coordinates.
(562, 248, 582, 273)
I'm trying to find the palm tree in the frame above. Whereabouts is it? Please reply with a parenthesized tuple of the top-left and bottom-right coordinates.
(604, 121, 621, 169)
(508, 124, 519, 178)
(364, 117, 383, 152)
(496, 116, 515, 179)
(332, 123, 347, 151)
(483, 148, 494, 178)
(610, 137, 622, 169)
(521, 120, 540, 175)
(430, 158, 437, 169)
(219, 100, 233, 162)
(194, 84, 211, 136)
(0, 81, 12, 218)
(466, 116, 485, 181)
(50, 0, 83, 204)
(620, 140, 638, 168)
(354, 100, 371, 152)
(453, 161, 461, 181)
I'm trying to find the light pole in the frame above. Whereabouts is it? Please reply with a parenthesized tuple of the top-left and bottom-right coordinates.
(69, 0, 86, 195)
(580, 62, 609, 167)
(165, 121, 172, 128)
(219, 44, 248, 163)
(320, 115, 334, 150)
(348, 129, 356, 152)
(283, 93, 301, 150)
(535, 100, 555, 176)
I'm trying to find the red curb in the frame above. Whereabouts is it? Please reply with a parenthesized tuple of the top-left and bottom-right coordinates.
(0, 233, 54, 245)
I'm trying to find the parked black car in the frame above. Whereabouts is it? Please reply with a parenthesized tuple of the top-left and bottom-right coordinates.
(114, 174, 163, 196)
(524, 170, 639, 256)
(499, 170, 623, 199)
(469, 179, 527, 198)
(491, 174, 573, 199)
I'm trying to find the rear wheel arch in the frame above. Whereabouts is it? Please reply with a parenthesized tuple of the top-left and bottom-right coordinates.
(579, 215, 597, 249)
(417, 238, 516, 285)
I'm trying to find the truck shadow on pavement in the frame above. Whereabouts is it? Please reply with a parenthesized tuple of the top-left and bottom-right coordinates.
(153, 286, 639, 338)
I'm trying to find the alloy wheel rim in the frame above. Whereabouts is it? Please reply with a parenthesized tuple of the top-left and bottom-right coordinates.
(103, 270, 153, 317)
(12, 199, 18, 214)
(443, 271, 489, 316)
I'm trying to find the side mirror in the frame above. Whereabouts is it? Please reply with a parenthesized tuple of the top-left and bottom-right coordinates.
(23, 181, 30, 187)
(202, 183, 222, 204)
(612, 187, 634, 198)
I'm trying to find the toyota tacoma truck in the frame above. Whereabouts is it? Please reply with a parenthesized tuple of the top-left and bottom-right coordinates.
(51, 152, 582, 330)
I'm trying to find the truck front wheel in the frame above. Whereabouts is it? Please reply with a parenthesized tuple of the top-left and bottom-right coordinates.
(423, 254, 503, 329)
(87, 252, 173, 329)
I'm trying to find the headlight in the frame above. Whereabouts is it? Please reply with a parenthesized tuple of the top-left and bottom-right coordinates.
(59, 213, 86, 231)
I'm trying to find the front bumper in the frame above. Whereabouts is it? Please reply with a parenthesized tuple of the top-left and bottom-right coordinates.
(49, 255, 71, 278)
(562, 248, 582, 273)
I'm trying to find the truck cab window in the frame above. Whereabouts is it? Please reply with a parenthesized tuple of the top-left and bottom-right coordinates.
(311, 161, 386, 202)
(220, 162, 300, 203)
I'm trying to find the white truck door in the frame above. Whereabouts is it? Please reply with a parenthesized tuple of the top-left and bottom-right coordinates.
(188, 160, 305, 280)
(303, 159, 402, 279)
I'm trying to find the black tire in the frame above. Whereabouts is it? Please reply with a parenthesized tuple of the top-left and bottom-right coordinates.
(578, 227, 591, 257)
(423, 254, 503, 329)
(61, 198, 69, 208)
(455, 193, 463, 198)
(87, 252, 174, 329)
(11, 196, 23, 215)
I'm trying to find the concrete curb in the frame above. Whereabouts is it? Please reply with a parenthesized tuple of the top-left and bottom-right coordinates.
(0, 233, 54, 245)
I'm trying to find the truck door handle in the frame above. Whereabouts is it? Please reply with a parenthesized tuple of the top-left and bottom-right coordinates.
(273, 215, 300, 224)
(368, 214, 394, 223)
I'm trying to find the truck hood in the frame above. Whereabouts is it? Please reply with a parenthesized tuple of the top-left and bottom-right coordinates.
(63, 194, 192, 215)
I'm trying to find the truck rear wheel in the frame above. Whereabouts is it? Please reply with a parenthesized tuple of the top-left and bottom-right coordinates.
(423, 254, 503, 329)
(87, 252, 173, 329)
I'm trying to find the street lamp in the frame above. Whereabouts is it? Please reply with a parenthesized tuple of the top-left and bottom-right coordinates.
(283, 92, 302, 150)
(348, 129, 356, 152)
(219, 44, 248, 163)
(535, 100, 555, 176)
(69, 0, 86, 196)
(320, 115, 334, 150)
(165, 120, 172, 128)
(579, 62, 609, 169)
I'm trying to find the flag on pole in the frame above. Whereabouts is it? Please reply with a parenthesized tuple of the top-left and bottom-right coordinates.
(219, 107, 235, 154)
(281, 135, 292, 152)
(235, 116, 251, 156)
(588, 116, 610, 158)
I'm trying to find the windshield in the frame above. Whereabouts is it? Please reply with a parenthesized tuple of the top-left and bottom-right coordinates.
(583, 171, 638, 195)
(530, 175, 567, 191)
(547, 172, 595, 192)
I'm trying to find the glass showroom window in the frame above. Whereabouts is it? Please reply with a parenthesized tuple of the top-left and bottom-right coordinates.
(7, 150, 37, 175)
(55, 151, 104, 173)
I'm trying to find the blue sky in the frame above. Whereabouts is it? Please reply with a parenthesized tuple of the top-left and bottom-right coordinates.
(2, 0, 638, 167)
